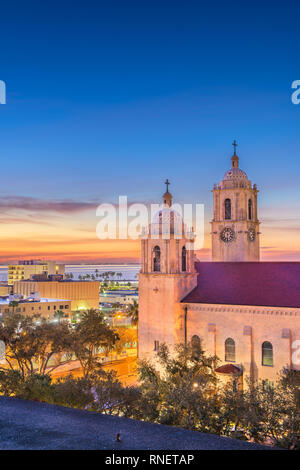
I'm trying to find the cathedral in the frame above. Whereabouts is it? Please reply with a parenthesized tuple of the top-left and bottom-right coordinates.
(138, 144, 300, 387)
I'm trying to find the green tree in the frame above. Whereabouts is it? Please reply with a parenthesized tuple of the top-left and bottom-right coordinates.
(127, 300, 138, 352)
(0, 314, 74, 377)
(127, 300, 138, 326)
(9, 300, 19, 313)
(114, 326, 137, 355)
(138, 342, 220, 430)
(53, 310, 68, 322)
(72, 309, 119, 377)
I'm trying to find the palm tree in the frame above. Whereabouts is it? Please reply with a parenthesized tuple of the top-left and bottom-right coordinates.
(127, 300, 138, 354)
(53, 310, 67, 322)
(9, 300, 19, 313)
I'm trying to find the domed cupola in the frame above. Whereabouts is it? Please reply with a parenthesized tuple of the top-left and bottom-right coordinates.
(149, 179, 185, 236)
(218, 140, 252, 189)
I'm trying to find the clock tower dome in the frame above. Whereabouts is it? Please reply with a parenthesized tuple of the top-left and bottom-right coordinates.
(211, 142, 260, 261)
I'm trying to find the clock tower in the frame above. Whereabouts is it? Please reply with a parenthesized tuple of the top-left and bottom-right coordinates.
(211, 142, 260, 261)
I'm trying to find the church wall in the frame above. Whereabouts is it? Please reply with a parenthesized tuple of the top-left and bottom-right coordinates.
(177, 303, 300, 386)
(139, 272, 197, 362)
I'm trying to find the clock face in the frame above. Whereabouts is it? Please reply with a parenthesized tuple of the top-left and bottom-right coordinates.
(220, 227, 235, 243)
(248, 227, 256, 242)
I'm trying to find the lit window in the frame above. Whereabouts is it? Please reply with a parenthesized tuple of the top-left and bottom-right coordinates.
(225, 338, 236, 362)
(262, 341, 273, 366)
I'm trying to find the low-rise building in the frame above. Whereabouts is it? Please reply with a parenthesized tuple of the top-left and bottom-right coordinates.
(8, 260, 65, 286)
(100, 290, 138, 305)
(0, 294, 71, 319)
(14, 280, 100, 312)
(0, 283, 11, 296)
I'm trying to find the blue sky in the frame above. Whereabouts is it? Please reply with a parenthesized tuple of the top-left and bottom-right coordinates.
(0, 0, 300, 262)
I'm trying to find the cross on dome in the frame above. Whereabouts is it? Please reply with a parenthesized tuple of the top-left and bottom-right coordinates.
(165, 179, 170, 193)
(232, 140, 238, 156)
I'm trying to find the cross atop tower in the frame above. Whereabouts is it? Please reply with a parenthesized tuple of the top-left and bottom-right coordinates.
(232, 140, 238, 156)
(165, 179, 170, 193)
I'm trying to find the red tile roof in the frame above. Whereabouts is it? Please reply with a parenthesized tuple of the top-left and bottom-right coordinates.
(182, 262, 300, 308)
(215, 364, 241, 375)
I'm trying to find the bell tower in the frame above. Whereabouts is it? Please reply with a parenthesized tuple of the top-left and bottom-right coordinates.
(211, 142, 260, 262)
(138, 181, 198, 360)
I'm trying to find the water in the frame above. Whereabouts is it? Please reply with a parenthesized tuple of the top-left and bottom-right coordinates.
(0, 264, 141, 282)
(0, 267, 7, 282)
(65, 264, 140, 281)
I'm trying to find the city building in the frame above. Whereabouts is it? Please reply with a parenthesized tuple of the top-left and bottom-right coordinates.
(0, 293, 71, 319)
(0, 283, 11, 296)
(139, 145, 300, 387)
(100, 290, 138, 306)
(8, 260, 65, 286)
(14, 279, 100, 311)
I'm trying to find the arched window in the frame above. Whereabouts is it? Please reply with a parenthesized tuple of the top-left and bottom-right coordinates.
(182, 246, 187, 272)
(153, 245, 161, 272)
(225, 338, 235, 362)
(262, 341, 273, 366)
(225, 198, 231, 220)
(248, 199, 253, 220)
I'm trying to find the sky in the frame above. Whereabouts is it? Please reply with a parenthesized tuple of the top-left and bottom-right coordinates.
(0, 0, 300, 263)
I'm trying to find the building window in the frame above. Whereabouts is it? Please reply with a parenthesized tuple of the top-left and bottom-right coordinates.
(225, 337, 236, 362)
(60, 305, 64, 310)
(248, 199, 253, 220)
(153, 246, 161, 272)
(225, 199, 231, 220)
(65, 305, 68, 309)
(182, 246, 187, 272)
(262, 341, 273, 366)
(154, 340, 160, 352)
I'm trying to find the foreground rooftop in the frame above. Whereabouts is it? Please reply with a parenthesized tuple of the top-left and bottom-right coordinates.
(0, 396, 269, 450)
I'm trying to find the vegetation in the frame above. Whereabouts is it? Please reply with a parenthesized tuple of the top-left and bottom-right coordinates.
(0, 330, 299, 448)
(126, 300, 138, 326)
(0, 310, 118, 378)
(114, 326, 137, 354)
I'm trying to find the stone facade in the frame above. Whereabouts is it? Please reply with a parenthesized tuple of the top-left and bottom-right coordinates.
(138, 146, 300, 386)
